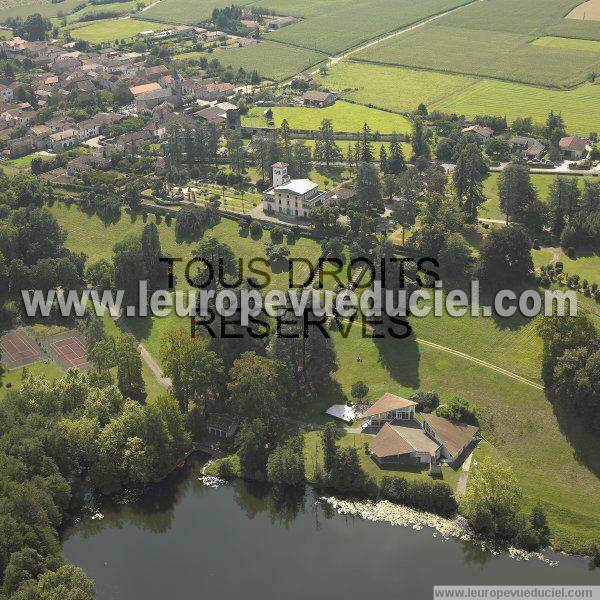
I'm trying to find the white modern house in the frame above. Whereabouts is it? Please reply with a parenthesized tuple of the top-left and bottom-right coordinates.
(263, 162, 325, 218)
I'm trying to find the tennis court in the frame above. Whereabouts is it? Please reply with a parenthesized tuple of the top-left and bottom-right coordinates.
(0, 329, 43, 369)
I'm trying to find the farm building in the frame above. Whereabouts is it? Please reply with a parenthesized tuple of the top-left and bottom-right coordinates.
(559, 135, 587, 160)
(302, 90, 336, 108)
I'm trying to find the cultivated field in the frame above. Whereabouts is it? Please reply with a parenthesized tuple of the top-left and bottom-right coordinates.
(256, 0, 473, 56)
(176, 40, 327, 81)
(69, 17, 170, 43)
(317, 61, 479, 113)
(351, 0, 600, 87)
(532, 35, 600, 52)
(242, 101, 412, 134)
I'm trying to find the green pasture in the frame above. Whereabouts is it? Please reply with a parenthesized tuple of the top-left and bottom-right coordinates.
(68, 17, 170, 43)
(243, 101, 411, 134)
(0, 0, 84, 22)
(141, 0, 233, 23)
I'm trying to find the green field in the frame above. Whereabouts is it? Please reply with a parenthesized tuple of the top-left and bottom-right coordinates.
(65, 0, 151, 24)
(319, 61, 479, 113)
(0, 360, 63, 398)
(532, 35, 600, 52)
(481, 173, 599, 220)
(355, 24, 600, 88)
(320, 62, 600, 135)
(328, 322, 600, 551)
(48, 201, 323, 291)
(141, 0, 234, 24)
(243, 100, 411, 134)
(176, 40, 327, 81)
(350, 0, 600, 87)
(0, 0, 84, 22)
(68, 17, 170, 43)
(256, 0, 473, 56)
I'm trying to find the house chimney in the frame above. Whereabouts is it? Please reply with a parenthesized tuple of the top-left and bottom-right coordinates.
(272, 162, 289, 187)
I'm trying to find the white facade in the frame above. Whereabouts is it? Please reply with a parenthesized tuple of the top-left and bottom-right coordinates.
(263, 163, 324, 218)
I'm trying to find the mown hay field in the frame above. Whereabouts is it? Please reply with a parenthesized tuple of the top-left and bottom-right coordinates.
(531, 35, 600, 52)
(176, 40, 327, 81)
(68, 17, 170, 43)
(243, 100, 412, 134)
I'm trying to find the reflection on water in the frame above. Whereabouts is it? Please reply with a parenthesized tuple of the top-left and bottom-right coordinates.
(63, 455, 599, 600)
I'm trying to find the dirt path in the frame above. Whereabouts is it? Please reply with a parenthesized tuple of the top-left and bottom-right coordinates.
(140, 0, 161, 12)
(456, 448, 475, 495)
(417, 339, 544, 391)
(139, 342, 172, 389)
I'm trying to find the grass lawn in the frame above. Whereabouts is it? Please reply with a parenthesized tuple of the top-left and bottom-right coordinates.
(0, 360, 63, 398)
(532, 248, 600, 285)
(176, 41, 327, 82)
(65, 0, 148, 24)
(243, 101, 411, 134)
(48, 200, 323, 290)
(325, 323, 600, 552)
(481, 173, 599, 220)
(1, 153, 53, 176)
(303, 430, 461, 490)
(68, 18, 171, 43)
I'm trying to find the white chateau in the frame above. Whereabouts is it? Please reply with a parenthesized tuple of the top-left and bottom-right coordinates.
(263, 162, 325, 218)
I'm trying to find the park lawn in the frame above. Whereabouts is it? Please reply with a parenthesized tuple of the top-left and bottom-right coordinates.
(303, 430, 461, 490)
(319, 61, 478, 114)
(326, 322, 600, 552)
(176, 41, 326, 82)
(531, 36, 600, 53)
(243, 101, 411, 134)
(0, 360, 63, 398)
(481, 173, 599, 220)
(532, 248, 600, 285)
(48, 201, 323, 291)
(68, 18, 171, 43)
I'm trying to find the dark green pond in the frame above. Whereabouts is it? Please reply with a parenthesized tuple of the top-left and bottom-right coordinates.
(63, 457, 599, 600)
